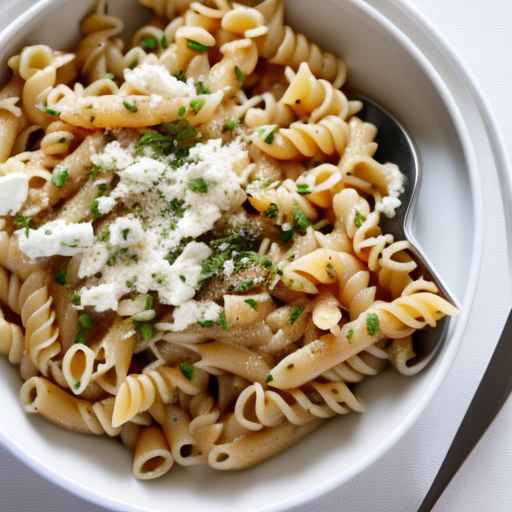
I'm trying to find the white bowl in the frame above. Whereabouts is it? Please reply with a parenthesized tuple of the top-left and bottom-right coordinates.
(0, 1, 483, 511)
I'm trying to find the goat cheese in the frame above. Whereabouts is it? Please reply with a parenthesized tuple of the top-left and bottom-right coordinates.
(376, 163, 406, 218)
(124, 63, 196, 98)
(17, 220, 94, 258)
(165, 300, 222, 332)
(0, 173, 29, 215)
(80, 283, 119, 312)
(96, 196, 116, 215)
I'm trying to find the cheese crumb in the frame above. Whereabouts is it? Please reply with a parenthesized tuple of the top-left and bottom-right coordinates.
(165, 300, 222, 331)
(124, 63, 196, 98)
(80, 283, 119, 312)
(96, 196, 116, 215)
(17, 220, 94, 258)
(109, 217, 144, 248)
(0, 173, 28, 215)
(376, 163, 405, 218)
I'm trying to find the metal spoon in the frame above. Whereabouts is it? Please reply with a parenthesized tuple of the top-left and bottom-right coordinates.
(354, 95, 460, 370)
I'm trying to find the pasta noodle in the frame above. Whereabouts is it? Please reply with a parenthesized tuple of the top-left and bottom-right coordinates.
(0, 0, 458, 479)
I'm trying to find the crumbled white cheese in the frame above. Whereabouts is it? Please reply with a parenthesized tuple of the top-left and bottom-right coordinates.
(79, 243, 109, 278)
(165, 300, 222, 332)
(124, 63, 196, 98)
(96, 196, 116, 215)
(109, 216, 144, 248)
(91, 141, 134, 171)
(376, 163, 405, 218)
(80, 283, 119, 312)
(73, 137, 248, 311)
(0, 173, 28, 215)
(17, 220, 94, 258)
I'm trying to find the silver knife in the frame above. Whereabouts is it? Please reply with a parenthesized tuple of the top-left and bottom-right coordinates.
(418, 309, 512, 511)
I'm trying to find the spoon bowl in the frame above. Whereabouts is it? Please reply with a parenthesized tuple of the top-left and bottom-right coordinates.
(354, 95, 460, 371)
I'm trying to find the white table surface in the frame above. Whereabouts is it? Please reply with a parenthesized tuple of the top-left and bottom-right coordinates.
(1, 1, 511, 511)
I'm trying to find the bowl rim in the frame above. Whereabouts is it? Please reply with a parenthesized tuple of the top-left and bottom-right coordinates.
(0, 0, 488, 511)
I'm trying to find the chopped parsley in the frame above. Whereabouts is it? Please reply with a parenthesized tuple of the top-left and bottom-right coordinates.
(222, 119, 238, 133)
(289, 305, 305, 324)
(346, 328, 354, 343)
(179, 361, 194, 380)
(123, 100, 138, 113)
(366, 313, 380, 336)
(178, 105, 186, 117)
(135, 321, 155, 342)
(195, 81, 210, 95)
(236, 279, 254, 293)
(198, 319, 214, 328)
(263, 203, 278, 219)
(51, 168, 69, 188)
(258, 125, 278, 144)
(296, 183, 311, 195)
(122, 228, 130, 241)
(38, 105, 60, 116)
(89, 164, 102, 181)
(90, 199, 102, 219)
(218, 311, 229, 331)
(354, 210, 366, 228)
(54, 270, 67, 286)
(141, 37, 158, 51)
(292, 207, 311, 233)
(160, 35, 169, 49)
(234, 65, 245, 83)
(186, 39, 210, 52)
(279, 228, 294, 243)
(244, 298, 258, 310)
(14, 215, 32, 237)
(189, 98, 206, 114)
(144, 294, 154, 310)
(174, 70, 187, 82)
(188, 177, 208, 194)
(169, 198, 186, 218)
(79, 314, 93, 330)
(265, 374, 273, 383)
(70, 292, 81, 306)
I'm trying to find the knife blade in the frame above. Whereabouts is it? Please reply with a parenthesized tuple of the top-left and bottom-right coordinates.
(418, 308, 512, 511)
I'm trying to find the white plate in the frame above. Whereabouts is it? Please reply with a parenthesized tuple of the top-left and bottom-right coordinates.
(0, 1, 486, 511)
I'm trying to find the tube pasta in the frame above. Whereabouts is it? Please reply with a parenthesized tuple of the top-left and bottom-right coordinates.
(209, 418, 322, 470)
(132, 426, 174, 480)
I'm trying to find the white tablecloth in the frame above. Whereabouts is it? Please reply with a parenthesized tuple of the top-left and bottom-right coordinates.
(0, 1, 511, 511)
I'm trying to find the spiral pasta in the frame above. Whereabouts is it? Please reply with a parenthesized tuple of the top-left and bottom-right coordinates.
(252, 115, 349, 160)
(0, 305, 24, 365)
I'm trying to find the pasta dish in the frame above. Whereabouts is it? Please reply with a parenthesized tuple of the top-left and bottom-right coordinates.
(0, 0, 457, 480)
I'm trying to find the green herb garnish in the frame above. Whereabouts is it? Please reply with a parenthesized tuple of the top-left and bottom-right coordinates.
(234, 65, 245, 83)
(263, 203, 278, 219)
(244, 298, 258, 310)
(265, 374, 273, 383)
(366, 313, 379, 336)
(296, 183, 311, 195)
(79, 314, 93, 330)
(292, 207, 311, 233)
(354, 210, 366, 228)
(222, 119, 238, 133)
(189, 98, 205, 114)
(218, 311, 229, 331)
(90, 199, 102, 219)
(104, 73, 115, 81)
(279, 228, 294, 243)
(189, 177, 208, 193)
(14, 215, 32, 237)
(54, 270, 67, 285)
(160, 35, 169, 49)
(71, 292, 81, 306)
(174, 70, 187, 82)
(141, 37, 158, 51)
(178, 105, 186, 117)
(136, 321, 155, 341)
(186, 39, 209, 52)
(123, 100, 138, 113)
(195, 81, 210, 95)
(39, 105, 60, 116)
(179, 361, 194, 380)
(289, 305, 305, 324)
(258, 125, 278, 144)
(346, 328, 354, 343)
(236, 279, 254, 293)
(198, 319, 214, 328)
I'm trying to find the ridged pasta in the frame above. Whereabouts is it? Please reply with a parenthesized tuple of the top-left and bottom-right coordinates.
(252, 115, 349, 160)
(282, 63, 361, 123)
(254, 0, 346, 88)
(112, 364, 209, 427)
(235, 379, 363, 431)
